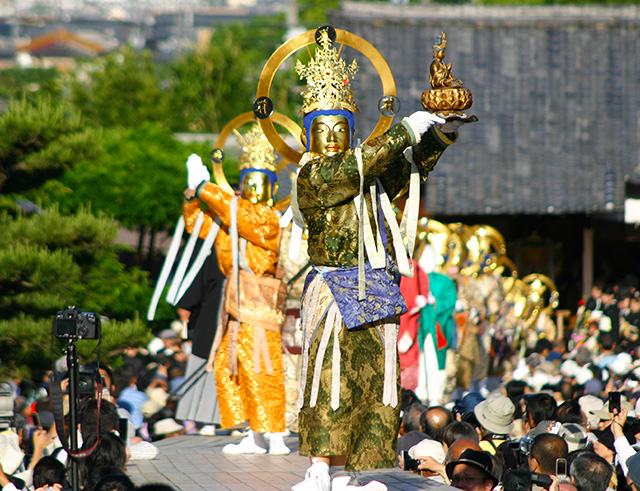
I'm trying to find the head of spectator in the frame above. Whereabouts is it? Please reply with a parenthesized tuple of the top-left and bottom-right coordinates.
(397, 403, 430, 453)
(408, 439, 446, 468)
(597, 332, 615, 354)
(79, 398, 120, 441)
(575, 347, 593, 367)
(559, 378, 582, 402)
(33, 456, 65, 490)
(631, 293, 640, 313)
(80, 433, 127, 489)
(535, 338, 553, 359)
(474, 396, 515, 439)
(420, 406, 453, 442)
(602, 287, 616, 306)
(523, 393, 558, 432)
(447, 439, 482, 462)
(570, 451, 613, 491)
(579, 395, 605, 431)
(158, 329, 181, 353)
(528, 433, 569, 476)
(505, 380, 529, 418)
(557, 400, 586, 426)
(90, 468, 135, 491)
(401, 403, 427, 435)
(401, 389, 420, 411)
(445, 448, 498, 491)
(557, 423, 589, 453)
(442, 422, 479, 451)
(454, 393, 485, 421)
(627, 451, 640, 491)
(88, 433, 127, 469)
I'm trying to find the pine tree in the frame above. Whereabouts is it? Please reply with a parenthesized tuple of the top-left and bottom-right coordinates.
(0, 99, 151, 378)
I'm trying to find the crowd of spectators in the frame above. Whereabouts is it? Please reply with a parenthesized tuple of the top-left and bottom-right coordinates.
(0, 322, 194, 491)
(4, 281, 640, 491)
(396, 282, 640, 491)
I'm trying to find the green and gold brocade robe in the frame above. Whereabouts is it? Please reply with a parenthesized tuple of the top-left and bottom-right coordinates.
(296, 122, 454, 471)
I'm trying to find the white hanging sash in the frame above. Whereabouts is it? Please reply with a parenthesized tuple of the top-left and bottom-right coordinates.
(280, 153, 314, 261)
(353, 147, 421, 287)
(166, 211, 204, 304)
(147, 216, 185, 320)
(173, 218, 220, 304)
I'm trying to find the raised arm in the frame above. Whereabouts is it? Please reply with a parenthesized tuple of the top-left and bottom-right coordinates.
(196, 182, 280, 253)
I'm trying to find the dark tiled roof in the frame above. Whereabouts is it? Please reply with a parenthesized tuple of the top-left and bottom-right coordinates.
(330, 3, 640, 216)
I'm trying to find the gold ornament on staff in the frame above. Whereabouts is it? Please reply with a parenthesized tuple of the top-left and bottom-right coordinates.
(422, 32, 475, 119)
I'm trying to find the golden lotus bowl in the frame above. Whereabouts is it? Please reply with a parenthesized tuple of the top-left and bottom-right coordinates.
(421, 87, 473, 115)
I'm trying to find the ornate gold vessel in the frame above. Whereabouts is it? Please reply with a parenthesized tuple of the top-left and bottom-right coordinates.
(421, 32, 473, 116)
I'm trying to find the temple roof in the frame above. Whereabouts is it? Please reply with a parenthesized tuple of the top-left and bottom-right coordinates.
(331, 3, 640, 217)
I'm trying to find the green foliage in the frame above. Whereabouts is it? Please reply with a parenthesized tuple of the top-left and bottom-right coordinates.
(70, 47, 170, 128)
(0, 208, 150, 320)
(0, 98, 100, 194)
(0, 316, 151, 378)
(167, 16, 298, 133)
(0, 67, 60, 102)
(37, 124, 217, 231)
(0, 243, 79, 318)
(298, 0, 340, 27)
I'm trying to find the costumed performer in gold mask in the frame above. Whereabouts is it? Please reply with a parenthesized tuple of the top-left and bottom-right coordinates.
(279, 30, 464, 490)
(182, 124, 289, 456)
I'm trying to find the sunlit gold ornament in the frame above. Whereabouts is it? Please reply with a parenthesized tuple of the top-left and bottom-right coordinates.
(415, 217, 464, 272)
(237, 124, 278, 172)
(210, 111, 302, 210)
(308, 114, 351, 157)
(254, 26, 397, 163)
(422, 32, 475, 118)
(295, 28, 358, 114)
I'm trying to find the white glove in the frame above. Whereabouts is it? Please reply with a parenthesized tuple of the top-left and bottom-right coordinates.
(403, 111, 446, 144)
(415, 294, 428, 309)
(186, 153, 210, 190)
(397, 332, 414, 354)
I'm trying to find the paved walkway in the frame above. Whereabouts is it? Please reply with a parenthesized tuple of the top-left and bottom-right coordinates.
(127, 435, 456, 491)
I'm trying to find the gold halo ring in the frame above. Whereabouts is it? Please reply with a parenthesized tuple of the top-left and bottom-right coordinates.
(255, 27, 397, 163)
(211, 111, 302, 201)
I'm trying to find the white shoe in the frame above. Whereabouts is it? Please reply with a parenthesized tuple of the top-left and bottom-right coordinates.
(267, 433, 291, 455)
(198, 425, 216, 436)
(331, 476, 387, 491)
(222, 431, 267, 455)
(292, 462, 330, 491)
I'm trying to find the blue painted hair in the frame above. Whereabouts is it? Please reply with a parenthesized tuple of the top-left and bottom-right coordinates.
(239, 168, 278, 195)
(303, 109, 355, 151)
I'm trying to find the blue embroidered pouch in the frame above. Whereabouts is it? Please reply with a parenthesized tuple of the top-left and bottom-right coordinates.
(307, 262, 407, 330)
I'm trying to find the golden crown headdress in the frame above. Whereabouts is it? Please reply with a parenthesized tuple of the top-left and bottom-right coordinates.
(295, 29, 359, 114)
(235, 124, 278, 171)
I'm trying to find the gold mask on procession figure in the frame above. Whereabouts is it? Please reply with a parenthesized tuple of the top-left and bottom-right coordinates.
(309, 115, 351, 157)
(240, 171, 273, 204)
(236, 124, 279, 205)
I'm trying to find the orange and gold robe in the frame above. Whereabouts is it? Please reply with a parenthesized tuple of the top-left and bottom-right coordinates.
(183, 182, 285, 433)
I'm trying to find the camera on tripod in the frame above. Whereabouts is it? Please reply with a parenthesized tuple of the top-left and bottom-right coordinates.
(52, 307, 100, 340)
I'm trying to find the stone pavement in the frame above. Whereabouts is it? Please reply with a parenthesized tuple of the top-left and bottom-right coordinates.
(127, 434, 457, 491)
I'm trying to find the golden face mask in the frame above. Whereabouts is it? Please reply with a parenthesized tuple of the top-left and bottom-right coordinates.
(309, 115, 351, 157)
(240, 170, 273, 204)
